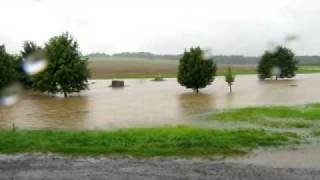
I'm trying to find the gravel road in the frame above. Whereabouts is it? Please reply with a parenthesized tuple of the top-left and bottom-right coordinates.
(0, 154, 320, 180)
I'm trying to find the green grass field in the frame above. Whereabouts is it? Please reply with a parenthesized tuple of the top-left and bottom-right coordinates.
(204, 104, 320, 129)
(88, 57, 320, 79)
(0, 126, 297, 157)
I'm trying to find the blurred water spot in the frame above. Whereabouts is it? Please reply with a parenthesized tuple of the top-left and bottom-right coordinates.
(22, 57, 47, 75)
(285, 34, 298, 43)
(267, 41, 277, 52)
(0, 83, 23, 106)
(271, 66, 281, 77)
(202, 49, 213, 60)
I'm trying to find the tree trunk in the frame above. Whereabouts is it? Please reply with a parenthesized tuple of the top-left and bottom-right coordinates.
(276, 75, 278, 80)
(64, 92, 68, 98)
(196, 88, 199, 94)
(229, 85, 232, 93)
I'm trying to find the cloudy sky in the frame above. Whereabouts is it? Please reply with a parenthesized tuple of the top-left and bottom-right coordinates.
(0, 0, 319, 55)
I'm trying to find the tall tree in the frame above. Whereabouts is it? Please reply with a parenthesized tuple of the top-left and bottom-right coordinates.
(225, 66, 235, 93)
(32, 32, 89, 97)
(258, 46, 298, 80)
(177, 47, 216, 93)
(0, 45, 19, 90)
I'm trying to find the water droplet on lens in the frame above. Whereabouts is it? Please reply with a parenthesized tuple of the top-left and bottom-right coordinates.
(267, 41, 277, 52)
(22, 51, 48, 75)
(285, 34, 298, 43)
(272, 66, 281, 76)
(22, 58, 47, 75)
(203, 49, 212, 60)
(0, 83, 23, 106)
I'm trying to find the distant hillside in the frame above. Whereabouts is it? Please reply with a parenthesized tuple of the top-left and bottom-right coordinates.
(87, 52, 180, 60)
(86, 52, 320, 65)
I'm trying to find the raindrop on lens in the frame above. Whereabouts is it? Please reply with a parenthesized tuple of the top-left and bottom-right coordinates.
(0, 83, 23, 106)
(22, 58, 47, 75)
(267, 41, 277, 53)
(271, 66, 281, 77)
(22, 52, 47, 75)
(203, 49, 212, 60)
(285, 34, 298, 43)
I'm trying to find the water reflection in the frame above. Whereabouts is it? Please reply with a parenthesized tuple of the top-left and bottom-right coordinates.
(177, 92, 215, 117)
(0, 94, 89, 130)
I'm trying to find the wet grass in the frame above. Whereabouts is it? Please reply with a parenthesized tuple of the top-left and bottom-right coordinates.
(0, 126, 298, 157)
(205, 104, 320, 129)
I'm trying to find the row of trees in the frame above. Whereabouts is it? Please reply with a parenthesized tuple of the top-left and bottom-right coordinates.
(177, 46, 298, 93)
(1, 33, 299, 96)
(0, 33, 90, 97)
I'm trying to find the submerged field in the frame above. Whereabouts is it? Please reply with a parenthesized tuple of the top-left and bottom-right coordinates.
(88, 57, 320, 79)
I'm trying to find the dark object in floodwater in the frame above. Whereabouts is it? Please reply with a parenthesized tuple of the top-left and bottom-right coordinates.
(152, 75, 165, 82)
(111, 80, 125, 88)
(290, 84, 297, 87)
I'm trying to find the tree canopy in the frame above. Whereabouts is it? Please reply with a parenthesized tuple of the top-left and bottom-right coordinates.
(177, 47, 216, 93)
(258, 46, 298, 80)
(21, 41, 42, 58)
(0, 45, 19, 90)
(32, 33, 90, 97)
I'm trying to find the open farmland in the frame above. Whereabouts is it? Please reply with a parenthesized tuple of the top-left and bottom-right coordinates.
(88, 57, 256, 79)
(88, 57, 320, 79)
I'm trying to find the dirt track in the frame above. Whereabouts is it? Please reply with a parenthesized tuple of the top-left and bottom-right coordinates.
(0, 154, 320, 180)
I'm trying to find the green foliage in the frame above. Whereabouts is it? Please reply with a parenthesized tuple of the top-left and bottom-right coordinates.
(225, 66, 235, 92)
(258, 46, 298, 80)
(0, 126, 296, 157)
(32, 32, 90, 97)
(21, 41, 42, 58)
(205, 103, 320, 129)
(177, 47, 216, 93)
(0, 45, 19, 90)
(17, 41, 43, 88)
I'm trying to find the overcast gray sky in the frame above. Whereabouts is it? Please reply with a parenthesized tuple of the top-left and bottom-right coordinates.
(0, 0, 319, 55)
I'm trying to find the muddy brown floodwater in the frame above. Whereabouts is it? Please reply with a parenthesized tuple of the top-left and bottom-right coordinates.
(0, 74, 320, 130)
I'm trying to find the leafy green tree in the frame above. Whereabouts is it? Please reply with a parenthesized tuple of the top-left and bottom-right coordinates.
(258, 46, 298, 80)
(32, 32, 89, 97)
(0, 45, 19, 90)
(225, 66, 235, 93)
(177, 47, 216, 93)
(257, 51, 273, 80)
(16, 41, 43, 88)
(21, 41, 41, 58)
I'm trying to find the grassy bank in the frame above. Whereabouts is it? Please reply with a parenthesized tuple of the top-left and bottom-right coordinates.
(204, 104, 320, 129)
(0, 126, 297, 157)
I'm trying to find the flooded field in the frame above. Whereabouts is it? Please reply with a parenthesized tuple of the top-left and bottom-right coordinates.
(1, 74, 320, 130)
(231, 144, 320, 169)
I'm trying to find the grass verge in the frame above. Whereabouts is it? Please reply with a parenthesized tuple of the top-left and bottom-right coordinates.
(0, 126, 297, 157)
(204, 104, 320, 129)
